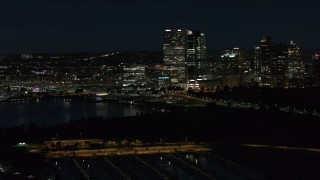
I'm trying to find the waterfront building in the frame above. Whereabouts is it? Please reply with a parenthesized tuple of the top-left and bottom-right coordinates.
(121, 64, 146, 93)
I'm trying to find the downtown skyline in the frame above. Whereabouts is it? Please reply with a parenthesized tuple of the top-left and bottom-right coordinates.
(1, 1, 320, 179)
(0, 0, 320, 53)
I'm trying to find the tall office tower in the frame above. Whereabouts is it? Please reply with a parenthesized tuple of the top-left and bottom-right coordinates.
(287, 41, 304, 87)
(312, 54, 320, 86)
(253, 46, 262, 83)
(254, 36, 293, 88)
(163, 29, 187, 87)
(195, 31, 207, 80)
(259, 36, 272, 87)
(233, 47, 252, 86)
(217, 48, 251, 88)
(270, 43, 289, 88)
(163, 29, 207, 88)
(206, 51, 219, 81)
(218, 49, 239, 87)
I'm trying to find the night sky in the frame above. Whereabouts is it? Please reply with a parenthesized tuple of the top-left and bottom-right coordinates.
(0, 0, 319, 53)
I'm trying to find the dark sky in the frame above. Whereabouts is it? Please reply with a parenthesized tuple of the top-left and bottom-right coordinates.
(0, 0, 319, 52)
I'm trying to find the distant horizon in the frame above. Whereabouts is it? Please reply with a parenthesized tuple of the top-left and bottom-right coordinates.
(1, 46, 320, 55)
(1, 34, 320, 54)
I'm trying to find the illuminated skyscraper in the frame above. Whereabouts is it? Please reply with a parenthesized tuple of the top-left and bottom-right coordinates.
(219, 49, 239, 87)
(253, 46, 262, 83)
(162, 29, 207, 88)
(186, 30, 207, 81)
(217, 47, 250, 87)
(288, 41, 304, 87)
(312, 54, 320, 86)
(233, 47, 252, 86)
(259, 36, 272, 87)
(254, 36, 297, 87)
(270, 43, 289, 88)
(163, 29, 187, 87)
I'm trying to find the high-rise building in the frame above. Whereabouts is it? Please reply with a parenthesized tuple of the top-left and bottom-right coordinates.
(163, 29, 187, 87)
(189, 30, 207, 81)
(259, 36, 272, 87)
(270, 43, 289, 88)
(312, 54, 320, 86)
(219, 49, 239, 87)
(216, 47, 252, 88)
(234, 47, 252, 86)
(254, 36, 295, 88)
(288, 41, 304, 87)
(162, 29, 207, 88)
(253, 46, 262, 83)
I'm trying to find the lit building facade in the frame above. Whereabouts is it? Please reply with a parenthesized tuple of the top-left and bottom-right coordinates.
(254, 37, 303, 88)
(312, 54, 320, 86)
(216, 47, 252, 88)
(234, 47, 252, 86)
(163, 29, 187, 87)
(288, 41, 304, 87)
(259, 36, 272, 87)
(163, 29, 207, 88)
(121, 64, 145, 93)
(270, 43, 289, 88)
(253, 46, 262, 83)
(186, 30, 207, 81)
(145, 64, 163, 88)
(218, 49, 239, 87)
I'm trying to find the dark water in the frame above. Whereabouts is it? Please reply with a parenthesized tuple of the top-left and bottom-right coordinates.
(0, 99, 148, 128)
(214, 144, 320, 179)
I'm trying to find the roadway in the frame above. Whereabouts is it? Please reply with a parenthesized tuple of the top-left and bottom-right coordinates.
(46, 144, 212, 158)
(165, 92, 320, 117)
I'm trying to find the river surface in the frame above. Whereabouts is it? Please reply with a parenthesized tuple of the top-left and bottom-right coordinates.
(0, 99, 149, 128)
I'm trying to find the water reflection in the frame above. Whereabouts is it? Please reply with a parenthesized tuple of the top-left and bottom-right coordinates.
(0, 99, 148, 128)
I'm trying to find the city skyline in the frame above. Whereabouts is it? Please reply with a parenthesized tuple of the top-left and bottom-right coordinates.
(1, 2, 320, 178)
(1, 0, 320, 53)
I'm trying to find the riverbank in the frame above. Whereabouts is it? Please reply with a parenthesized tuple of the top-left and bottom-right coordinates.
(1, 103, 320, 148)
(1, 104, 320, 179)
